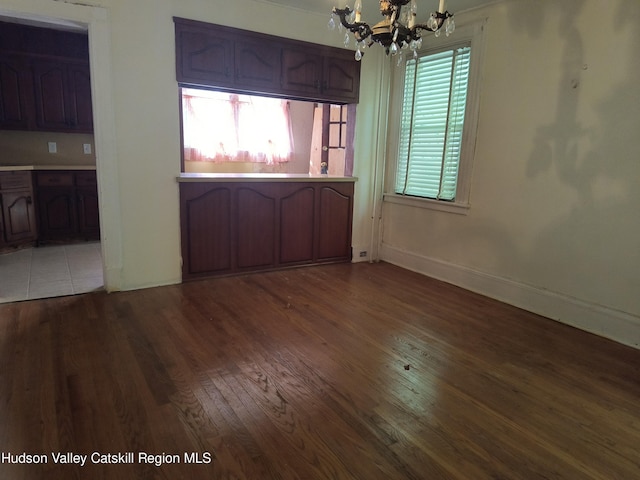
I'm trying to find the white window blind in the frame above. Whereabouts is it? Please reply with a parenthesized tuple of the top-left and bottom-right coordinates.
(395, 45, 471, 201)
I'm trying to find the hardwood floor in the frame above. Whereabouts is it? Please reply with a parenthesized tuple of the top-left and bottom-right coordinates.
(1, 262, 638, 479)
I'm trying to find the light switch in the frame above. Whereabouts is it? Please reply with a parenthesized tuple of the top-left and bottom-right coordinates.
(83, 143, 92, 155)
(48, 142, 57, 154)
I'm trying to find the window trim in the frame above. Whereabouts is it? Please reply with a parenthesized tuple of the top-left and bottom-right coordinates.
(384, 18, 486, 213)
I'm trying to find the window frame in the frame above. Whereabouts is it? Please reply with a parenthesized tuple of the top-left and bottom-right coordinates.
(384, 18, 486, 214)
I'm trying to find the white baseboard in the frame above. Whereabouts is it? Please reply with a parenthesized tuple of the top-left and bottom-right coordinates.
(380, 244, 640, 350)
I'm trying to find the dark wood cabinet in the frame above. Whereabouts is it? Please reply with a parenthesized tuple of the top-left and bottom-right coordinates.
(174, 17, 361, 103)
(281, 48, 360, 103)
(175, 23, 234, 88)
(32, 60, 93, 133)
(0, 21, 92, 133)
(36, 170, 99, 242)
(234, 38, 281, 93)
(0, 55, 33, 130)
(0, 171, 37, 248)
(180, 180, 354, 280)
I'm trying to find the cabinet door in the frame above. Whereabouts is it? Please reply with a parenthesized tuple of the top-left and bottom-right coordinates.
(176, 24, 234, 87)
(236, 187, 276, 269)
(32, 62, 70, 131)
(76, 187, 100, 239)
(37, 188, 76, 240)
(317, 184, 353, 261)
(32, 61, 93, 132)
(281, 48, 323, 99)
(0, 56, 33, 130)
(235, 39, 281, 93)
(66, 64, 93, 132)
(1, 190, 37, 243)
(323, 55, 360, 103)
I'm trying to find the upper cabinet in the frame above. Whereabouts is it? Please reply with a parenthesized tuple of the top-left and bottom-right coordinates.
(0, 21, 92, 133)
(174, 18, 360, 104)
(175, 23, 235, 88)
(0, 55, 33, 130)
(32, 60, 93, 133)
(281, 47, 360, 104)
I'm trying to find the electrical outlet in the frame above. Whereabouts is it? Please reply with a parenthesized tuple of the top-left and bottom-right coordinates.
(83, 143, 92, 155)
(48, 142, 57, 154)
(359, 251, 367, 257)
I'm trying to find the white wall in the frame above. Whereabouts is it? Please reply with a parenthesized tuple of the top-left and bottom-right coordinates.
(379, 0, 640, 348)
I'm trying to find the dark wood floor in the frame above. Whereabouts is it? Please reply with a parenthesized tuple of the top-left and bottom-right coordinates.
(1, 262, 639, 479)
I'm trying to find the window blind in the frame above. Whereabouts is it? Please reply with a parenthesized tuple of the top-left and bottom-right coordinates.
(396, 45, 471, 200)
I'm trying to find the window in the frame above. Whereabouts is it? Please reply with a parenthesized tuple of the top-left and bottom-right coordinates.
(387, 20, 485, 212)
(181, 88, 293, 165)
(396, 45, 471, 200)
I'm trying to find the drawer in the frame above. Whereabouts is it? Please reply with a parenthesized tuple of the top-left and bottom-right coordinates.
(0, 171, 32, 190)
(75, 171, 97, 187)
(37, 172, 74, 187)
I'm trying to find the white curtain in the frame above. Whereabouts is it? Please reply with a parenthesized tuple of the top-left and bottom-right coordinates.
(182, 88, 294, 165)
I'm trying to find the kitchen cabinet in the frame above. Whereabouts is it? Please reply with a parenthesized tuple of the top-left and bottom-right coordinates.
(0, 21, 93, 133)
(175, 22, 235, 88)
(174, 17, 360, 103)
(36, 170, 99, 242)
(180, 179, 354, 280)
(0, 171, 37, 248)
(0, 55, 33, 130)
(281, 47, 360, 103)
(32, 60, 93, 133)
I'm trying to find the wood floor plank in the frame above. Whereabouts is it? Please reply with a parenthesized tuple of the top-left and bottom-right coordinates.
(1, 262, 639, 479)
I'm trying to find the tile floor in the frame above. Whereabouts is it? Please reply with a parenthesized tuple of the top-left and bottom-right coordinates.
(0, 242, 103, 304)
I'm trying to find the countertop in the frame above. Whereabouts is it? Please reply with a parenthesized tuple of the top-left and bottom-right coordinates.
(177, 173, 357, 183)
(0, 165, 97, 172)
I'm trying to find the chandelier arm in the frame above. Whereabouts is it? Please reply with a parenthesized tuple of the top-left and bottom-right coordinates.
(410, 11, 453, 35)
(332, 7, 373, 41)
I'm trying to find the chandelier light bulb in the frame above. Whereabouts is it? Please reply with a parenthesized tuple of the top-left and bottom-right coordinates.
(354, 0, 363, 22)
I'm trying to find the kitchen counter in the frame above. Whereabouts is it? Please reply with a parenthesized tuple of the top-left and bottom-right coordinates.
(0, 165, 97, 172)
(178, 173, 357, 183)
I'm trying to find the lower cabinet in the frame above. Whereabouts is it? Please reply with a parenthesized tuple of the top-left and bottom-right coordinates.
(36, 170, 100, 242)
(0, 171, 38, 248)
(180, 180, 354, 279)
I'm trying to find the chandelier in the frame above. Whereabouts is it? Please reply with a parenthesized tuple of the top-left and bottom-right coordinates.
(329, 0, 455, 61)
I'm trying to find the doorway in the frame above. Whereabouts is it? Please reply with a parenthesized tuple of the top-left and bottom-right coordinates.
(0, 12, 106, 302)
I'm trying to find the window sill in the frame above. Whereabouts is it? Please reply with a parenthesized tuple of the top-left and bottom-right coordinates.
(383, 193, 470, 215)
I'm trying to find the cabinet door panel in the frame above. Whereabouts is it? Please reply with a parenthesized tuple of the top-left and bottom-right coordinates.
(184, 187, 232, 274)
(323, 56, 360, 103)
(236, 187, 275, 269)
(37, 188, 76, 239)
(280, 187, 315, 264)
(235, 39, 281, 92)
(32, 63, 69, 130)
(76, 187, 100, 239)
(0, 56, 32, 130)
(67, 64, 93, 132)
(1, 191, 36, 242)
(281, 48, 323, 98)
(177, 29, 234, 87)
(317, 186, 353, 261)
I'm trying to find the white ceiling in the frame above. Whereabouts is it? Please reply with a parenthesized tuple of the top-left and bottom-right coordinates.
(257, 0, 496, 15)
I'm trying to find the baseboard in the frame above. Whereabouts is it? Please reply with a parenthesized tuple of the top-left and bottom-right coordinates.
(380, 244, 640, 350)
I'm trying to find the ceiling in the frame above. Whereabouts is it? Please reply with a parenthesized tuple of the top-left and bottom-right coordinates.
(258, 0, 497, 15)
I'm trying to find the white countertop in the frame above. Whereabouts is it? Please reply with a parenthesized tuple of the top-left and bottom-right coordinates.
(0, 165, 97, 172)
(177, 173, 357, 183)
